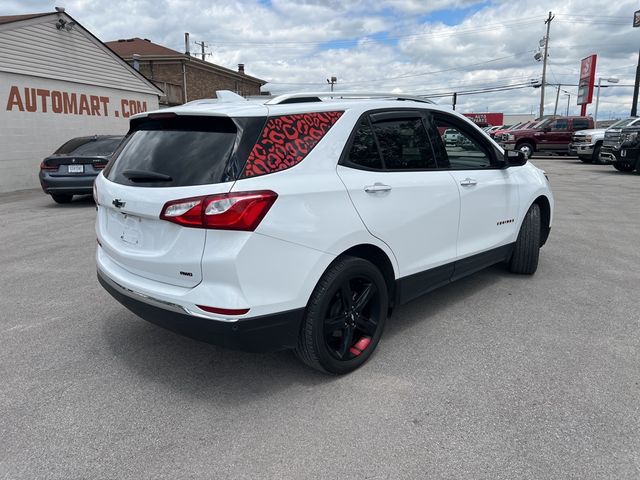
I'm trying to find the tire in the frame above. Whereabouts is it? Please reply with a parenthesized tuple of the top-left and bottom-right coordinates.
(592, 143, 602, 164)
(517, 142, 534, 159)
(613, 163, 634, 172)
(51, 193, 73, 204)
(295, 256, 388, 374)
(509, 203, 541, 275)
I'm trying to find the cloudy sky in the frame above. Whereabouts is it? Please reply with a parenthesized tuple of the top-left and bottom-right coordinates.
(3, 0, 639, 119)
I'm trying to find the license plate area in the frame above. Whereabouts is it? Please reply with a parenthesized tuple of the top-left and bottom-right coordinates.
(68, 165, 84, 173)
(120, 214, 142, 246)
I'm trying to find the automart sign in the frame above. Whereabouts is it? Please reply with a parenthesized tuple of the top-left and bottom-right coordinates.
(577, 54, 597, 106)
(5, 85, 148, 118)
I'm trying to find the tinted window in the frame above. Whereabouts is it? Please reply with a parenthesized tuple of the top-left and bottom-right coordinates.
(106, 116, 237, 187)
(572, 119, 589, 130)
(549, 119, 568, 130)
(347, 118, 383, 169)
(433, 117, 493, 169)
(371, 117, 436, 170)
(55, 137, 123, 156)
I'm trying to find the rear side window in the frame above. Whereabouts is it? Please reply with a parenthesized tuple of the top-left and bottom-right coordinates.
(241, 111, 343, 178)
(55, 137, 123, 156)
(572, 119, 589, 130)
(106, 116, 239, 187)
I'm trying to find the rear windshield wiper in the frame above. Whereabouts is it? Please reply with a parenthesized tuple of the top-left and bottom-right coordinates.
(122, 170, 173, 182)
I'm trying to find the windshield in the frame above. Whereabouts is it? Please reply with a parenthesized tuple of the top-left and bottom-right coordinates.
(105, 116, 238, 188)
(609, 118, 638, 128)
(55, 136, 123, 156)
(532, 119, 552, 129)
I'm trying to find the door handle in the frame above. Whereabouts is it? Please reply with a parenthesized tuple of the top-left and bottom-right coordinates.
(460, 178, 477, 187)
(364, 183, 392, 193)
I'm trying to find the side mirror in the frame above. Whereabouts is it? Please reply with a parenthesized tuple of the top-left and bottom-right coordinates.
(543, 126, 551, 132)
(504, 150, 527, 167)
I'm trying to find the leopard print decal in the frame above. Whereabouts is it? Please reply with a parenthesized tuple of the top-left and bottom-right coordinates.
(241, 111, 343, 178)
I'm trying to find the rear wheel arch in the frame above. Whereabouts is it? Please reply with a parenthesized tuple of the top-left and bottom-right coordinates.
(329, 244, 397, 309)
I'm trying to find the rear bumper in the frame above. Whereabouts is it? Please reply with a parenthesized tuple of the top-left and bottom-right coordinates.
(98, 268, 304, 352)
(39, 171, 97, 194)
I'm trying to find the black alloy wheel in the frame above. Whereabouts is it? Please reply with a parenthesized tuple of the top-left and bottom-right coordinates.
(323, 276, 381, 361)
(295, 256, 388, 374)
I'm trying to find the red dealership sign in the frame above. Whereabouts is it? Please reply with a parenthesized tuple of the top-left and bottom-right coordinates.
(463, 112, 504, 126)
(577, 54, 597, 106)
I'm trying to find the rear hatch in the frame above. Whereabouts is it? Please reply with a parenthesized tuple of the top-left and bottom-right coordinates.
(96, 113, 265, 288)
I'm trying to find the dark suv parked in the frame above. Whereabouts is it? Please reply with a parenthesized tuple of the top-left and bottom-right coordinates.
(39, 135, 123, 203)
(604, 123, 640, 172)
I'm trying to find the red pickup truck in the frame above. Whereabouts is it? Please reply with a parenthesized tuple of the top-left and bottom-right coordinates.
(498, 116, 594, 158)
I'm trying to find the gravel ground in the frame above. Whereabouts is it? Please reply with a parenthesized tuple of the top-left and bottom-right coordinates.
(0, 157, 638, 479)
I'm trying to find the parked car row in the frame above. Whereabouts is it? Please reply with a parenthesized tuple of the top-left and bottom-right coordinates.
(564, 117, 640, 173)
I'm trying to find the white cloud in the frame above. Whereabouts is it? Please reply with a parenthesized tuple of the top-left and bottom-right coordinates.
(2, 0, 638, 118)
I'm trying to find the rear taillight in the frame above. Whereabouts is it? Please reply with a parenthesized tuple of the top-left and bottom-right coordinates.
(40, 161, 57, 171)
(160, 190, 277, 231)
(94, 162, 107, 170)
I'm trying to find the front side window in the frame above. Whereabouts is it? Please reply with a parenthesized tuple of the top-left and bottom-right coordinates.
(371, 117, 436, 170)
(347, 118, 383, 169)
(432, 116, 493, 169)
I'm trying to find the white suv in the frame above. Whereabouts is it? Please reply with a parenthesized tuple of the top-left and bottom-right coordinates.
(95, 91, 553, 374)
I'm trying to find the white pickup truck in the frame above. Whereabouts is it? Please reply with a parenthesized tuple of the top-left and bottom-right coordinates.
(570, 118, 640, 163)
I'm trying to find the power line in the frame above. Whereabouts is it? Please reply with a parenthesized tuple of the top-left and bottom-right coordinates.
(203, 18, 542, 49)
(263, 50, 535, 85)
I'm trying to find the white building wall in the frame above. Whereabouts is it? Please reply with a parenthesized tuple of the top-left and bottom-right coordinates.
(0, 72, 158, 192)
(0, 14, 159, 96)
(504, 114, 536, 125)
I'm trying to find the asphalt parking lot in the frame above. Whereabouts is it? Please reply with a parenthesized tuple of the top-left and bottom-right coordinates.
(1, 157, 638, 479)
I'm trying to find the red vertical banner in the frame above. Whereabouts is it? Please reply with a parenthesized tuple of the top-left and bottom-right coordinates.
(577, 54, 597, 115)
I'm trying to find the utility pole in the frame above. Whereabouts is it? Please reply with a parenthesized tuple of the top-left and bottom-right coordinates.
(631, 49, 640, 117)
(194, 41, 207, 61)
(539, 11, 554, 118)
(452, 92, 457, 111)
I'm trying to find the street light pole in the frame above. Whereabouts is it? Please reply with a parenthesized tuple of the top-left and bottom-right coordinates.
(594, 77, 619, 128)
(565, 93, 570, 116)
(327, 76, 337, 92)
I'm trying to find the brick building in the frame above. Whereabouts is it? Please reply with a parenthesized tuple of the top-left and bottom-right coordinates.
(106, 38, 265, 106)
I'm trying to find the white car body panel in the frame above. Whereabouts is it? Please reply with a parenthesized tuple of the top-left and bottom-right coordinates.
(95, 95, 554, 347)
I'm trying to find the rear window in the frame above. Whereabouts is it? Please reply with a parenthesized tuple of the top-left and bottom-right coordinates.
(55, 137, 123, 156)
(106, 116, 239, 187)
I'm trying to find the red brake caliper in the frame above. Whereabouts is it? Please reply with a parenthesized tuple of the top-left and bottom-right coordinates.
(349, 337, 371, 356)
